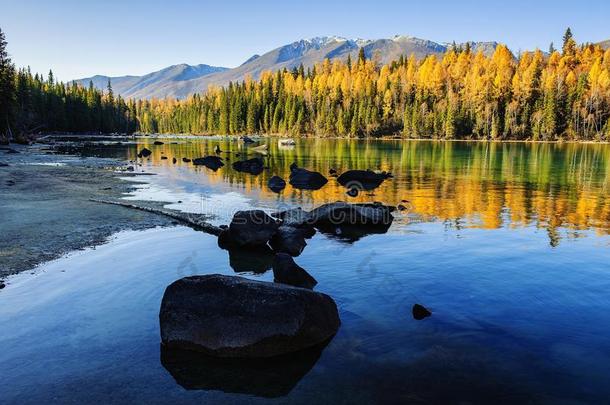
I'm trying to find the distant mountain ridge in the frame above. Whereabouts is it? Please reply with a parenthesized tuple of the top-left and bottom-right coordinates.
(76, 35, 500, 100)
(80, 63, 228, 100)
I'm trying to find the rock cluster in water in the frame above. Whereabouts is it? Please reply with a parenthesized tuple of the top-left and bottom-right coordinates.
(157, 146, 406, 361)
(160, 201, 397, 359)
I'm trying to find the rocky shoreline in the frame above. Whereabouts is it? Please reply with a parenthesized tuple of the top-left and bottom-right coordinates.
(0, 144, 176, 278)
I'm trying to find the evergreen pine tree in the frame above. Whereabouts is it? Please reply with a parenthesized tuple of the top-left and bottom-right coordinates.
(0, 27, 15, 140)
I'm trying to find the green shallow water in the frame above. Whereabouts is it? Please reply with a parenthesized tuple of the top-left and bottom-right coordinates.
(1, 138, 609, 404)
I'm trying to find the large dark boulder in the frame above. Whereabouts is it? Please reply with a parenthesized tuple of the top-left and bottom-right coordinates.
(233, 157, 264, 175)
(270, 226, 307, 256)
(337, 169, 392, 190)
(225, 210, 279, 247)
(268, 175, 286, 193)
(289, 163, 328, 190)
(273, 253, 317, 290)
(159, 275, 340, 358)
(193, 156, 224, 171)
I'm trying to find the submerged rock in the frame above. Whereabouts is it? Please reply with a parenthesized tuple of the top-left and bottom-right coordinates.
(193, 156, 224, 171)
(270, 226, 307, 256)
(225, 210, 279, 247)
(0, 281, 5, 289)
(268, 175, 286, 193)
(0, 162, 9, 167)
(241, 136, 255, 143)
(137, 148, 152, 158)
(288, 163, 328, 190)
(154, 141, 164, 145)
(159, 275, 340, 357)
(273, 253, 317, 290)
(182, 157, 191, 163)
(161, 156, 168, 160)
(232, 157, 264, 175)
(412, 304, 432, 320)
(337, 169, 392, 190)
(172, 157, 177, 164)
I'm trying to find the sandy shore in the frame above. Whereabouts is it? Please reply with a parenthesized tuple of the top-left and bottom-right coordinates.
(0, 144, 174, 278)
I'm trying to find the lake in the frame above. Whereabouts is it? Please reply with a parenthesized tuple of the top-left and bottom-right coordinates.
(1, 138, 609, 404)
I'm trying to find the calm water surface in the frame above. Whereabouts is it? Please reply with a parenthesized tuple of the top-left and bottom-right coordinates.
(1, 138, 609, 404)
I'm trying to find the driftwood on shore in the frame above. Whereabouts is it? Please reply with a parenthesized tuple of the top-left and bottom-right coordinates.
(89, 199, 223, 236)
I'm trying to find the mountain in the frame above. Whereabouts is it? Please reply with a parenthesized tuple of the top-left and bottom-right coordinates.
(76, 63, 228, 100)
(598, 39, 610, 49)
(76, 36, 499, 100)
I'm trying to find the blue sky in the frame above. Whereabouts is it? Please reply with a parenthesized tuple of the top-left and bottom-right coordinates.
(1, 0, 608, 81)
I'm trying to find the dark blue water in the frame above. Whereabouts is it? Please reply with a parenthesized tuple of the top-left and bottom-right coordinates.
(1, 138, 610, 404)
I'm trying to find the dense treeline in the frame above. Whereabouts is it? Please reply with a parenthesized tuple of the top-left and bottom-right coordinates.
(136, 29, 610, 141)
(0, 28, 136, 142)
(1, 27, 610, 141)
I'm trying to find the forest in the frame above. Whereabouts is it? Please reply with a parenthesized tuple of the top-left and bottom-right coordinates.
(0, 28, 135, 142)
(1, 28, 609, 141)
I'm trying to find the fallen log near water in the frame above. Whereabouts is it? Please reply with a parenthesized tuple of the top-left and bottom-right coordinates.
(89, 198, 223, 236)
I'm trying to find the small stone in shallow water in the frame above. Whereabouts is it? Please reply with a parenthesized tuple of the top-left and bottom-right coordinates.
(412, 304, 431, 320)
(289, 163, 328, 190)
(346, 188, 359, 197)
(138, 148, 152, 158)
(193, 156, 224, 171)
(154, 141, 164, 145)
(233, 157, 264, 175)
(268, 175, 286, 193)
(0, 281, 5, 289)
(182, 158, 191, 163)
